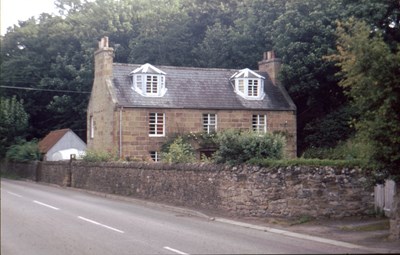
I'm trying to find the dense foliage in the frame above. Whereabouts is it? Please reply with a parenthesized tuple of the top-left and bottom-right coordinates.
(82, 149, 117, 162)
(0, 96, 29, 157)
(5, 141, 41, 162)
(330, 19, 400, 181)
(0, 0, 399, 178)
(162, 136, 196, 163)
(213, 130, 285, 164)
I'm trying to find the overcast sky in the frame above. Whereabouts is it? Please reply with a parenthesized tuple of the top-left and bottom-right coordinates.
(1, 0, 57, 35)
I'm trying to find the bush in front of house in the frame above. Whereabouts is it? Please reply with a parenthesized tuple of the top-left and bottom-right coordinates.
(213, 129, 285, 164)
(82, 150, 117, 162)
(6, 141, 41, 162)
(162, 136, 196, 163)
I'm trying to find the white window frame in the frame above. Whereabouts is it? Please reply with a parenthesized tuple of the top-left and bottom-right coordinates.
(247, 79, 259, 97)
(203, 113, 217, 134)
(252, 114, 267, 133)
(235, 78, 263, 99)
(149, 112, 165, 137)
(150, 151, 161, 162)
(90, 115, 94, 139)
(133, 74, 166, 97)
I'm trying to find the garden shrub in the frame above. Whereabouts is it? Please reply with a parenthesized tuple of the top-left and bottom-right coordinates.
(82, 150, 117, 162)
(162, 136, 196, 163)
(213, 130, 285, 164)
(248, 157, 369, 169)
(6, 141, 41, 162)
(302, 137, 373, 160)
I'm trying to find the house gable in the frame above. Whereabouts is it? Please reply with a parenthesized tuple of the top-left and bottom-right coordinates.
(39, 129, 87, 160)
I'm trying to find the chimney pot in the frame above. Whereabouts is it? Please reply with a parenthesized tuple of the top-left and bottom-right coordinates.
(267, 51, 275, 60)
(258, 50, 281, 86)
(99, 36, 109, 49)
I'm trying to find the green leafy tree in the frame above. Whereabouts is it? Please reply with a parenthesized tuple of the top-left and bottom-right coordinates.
(272, 0, 346, 152)
(0, 96, 29, 158)
(6, 141, 41, 162)
(331, 19, 400, 181)
(162, 136, 196, 163)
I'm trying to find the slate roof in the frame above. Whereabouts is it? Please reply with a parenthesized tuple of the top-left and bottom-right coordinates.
(38, 128, 70, 153)
(112, 63, 296, 111)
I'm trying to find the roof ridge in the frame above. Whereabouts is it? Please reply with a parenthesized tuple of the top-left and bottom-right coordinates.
(113, 62, 241, 72)
(38, 129, 72, 153)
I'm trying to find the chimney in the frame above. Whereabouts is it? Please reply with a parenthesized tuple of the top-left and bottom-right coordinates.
(94, 36, 114, 80)
(258, 50, 281, 86)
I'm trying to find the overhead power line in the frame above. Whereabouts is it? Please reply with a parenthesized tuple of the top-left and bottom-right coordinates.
(0, 85, 91, 94)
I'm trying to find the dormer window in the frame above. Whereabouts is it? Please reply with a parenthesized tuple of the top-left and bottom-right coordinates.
(231, 68, 265, 100)
(130, 63, 167, 97)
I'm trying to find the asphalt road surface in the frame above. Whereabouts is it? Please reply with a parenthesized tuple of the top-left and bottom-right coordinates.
(1, 179, 373, 254)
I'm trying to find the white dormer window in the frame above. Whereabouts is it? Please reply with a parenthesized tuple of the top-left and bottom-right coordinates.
(130, 63, 167, 97)
(231, 68, 265, 100)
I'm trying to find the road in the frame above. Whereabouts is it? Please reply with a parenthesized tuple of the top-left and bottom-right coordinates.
(1, 179, 373, 254)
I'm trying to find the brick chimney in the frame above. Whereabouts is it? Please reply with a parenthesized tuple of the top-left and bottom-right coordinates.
(258, 51, 281, 86)
(94, 36, 114, 80)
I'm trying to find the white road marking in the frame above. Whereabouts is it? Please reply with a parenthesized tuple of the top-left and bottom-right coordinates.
(33, 200, 60, 210)
(215, 218, 365, 249)
(163, 246, 189, 255)
(7, 191, 23, 198)
(78, 216, 124, 234)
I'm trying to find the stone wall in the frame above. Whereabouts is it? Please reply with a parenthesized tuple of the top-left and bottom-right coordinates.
(3, 161, 374, 219)
(38, 161, 71, 186)
(0, 161, 38, 181)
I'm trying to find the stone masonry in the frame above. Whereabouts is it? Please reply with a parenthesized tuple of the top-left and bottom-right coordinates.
(5, 161, 374, 219)
(119, 108, 296, 160)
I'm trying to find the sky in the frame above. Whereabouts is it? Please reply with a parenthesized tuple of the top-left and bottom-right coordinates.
(1, 0, 57, 35)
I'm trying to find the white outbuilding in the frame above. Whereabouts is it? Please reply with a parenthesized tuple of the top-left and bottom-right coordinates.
(38, 129, 86, 161)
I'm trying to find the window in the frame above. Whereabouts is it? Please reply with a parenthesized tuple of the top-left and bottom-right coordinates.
(149, 112, 165, 136)
(252, 114, 267, 133)
(90, 116, 94, 139)
(146, 75, 158, 94)
(238, 80, 245, 94)
(130, 63, 167, 97)
(231, 68, 265, 100)
(203, 113, 217, 133)
(136, 75, 143, 89)
(150, 151, 161, 162)
(247, 79, 258, 97)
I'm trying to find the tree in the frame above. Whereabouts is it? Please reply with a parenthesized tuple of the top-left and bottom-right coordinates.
(0, 96, 29, 158)
(162, 136, 196, 163)
(272, 0, 347, 152)
(331, 19, 400, 181)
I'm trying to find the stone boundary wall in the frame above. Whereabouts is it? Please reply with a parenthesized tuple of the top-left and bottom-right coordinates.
(1, 161, 38, 181)
(1, 161, 374, 219)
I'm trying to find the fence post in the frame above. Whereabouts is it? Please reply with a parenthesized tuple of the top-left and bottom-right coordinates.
(66, 154, 76, 187)
(375, 184, 385, 214)
(384, 180, 396, 217)
(389, 182, 399, 240)
(35, 161, 42, 182)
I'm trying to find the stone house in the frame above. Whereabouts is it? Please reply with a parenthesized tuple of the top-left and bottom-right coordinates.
(87, 37, 296, 161)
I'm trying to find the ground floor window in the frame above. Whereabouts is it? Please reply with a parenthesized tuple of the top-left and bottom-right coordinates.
(150, 151, 161, 162)
(149, 112, 165, 136)
(203, 113, 217, 133)
(252, 114, 267, 133)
